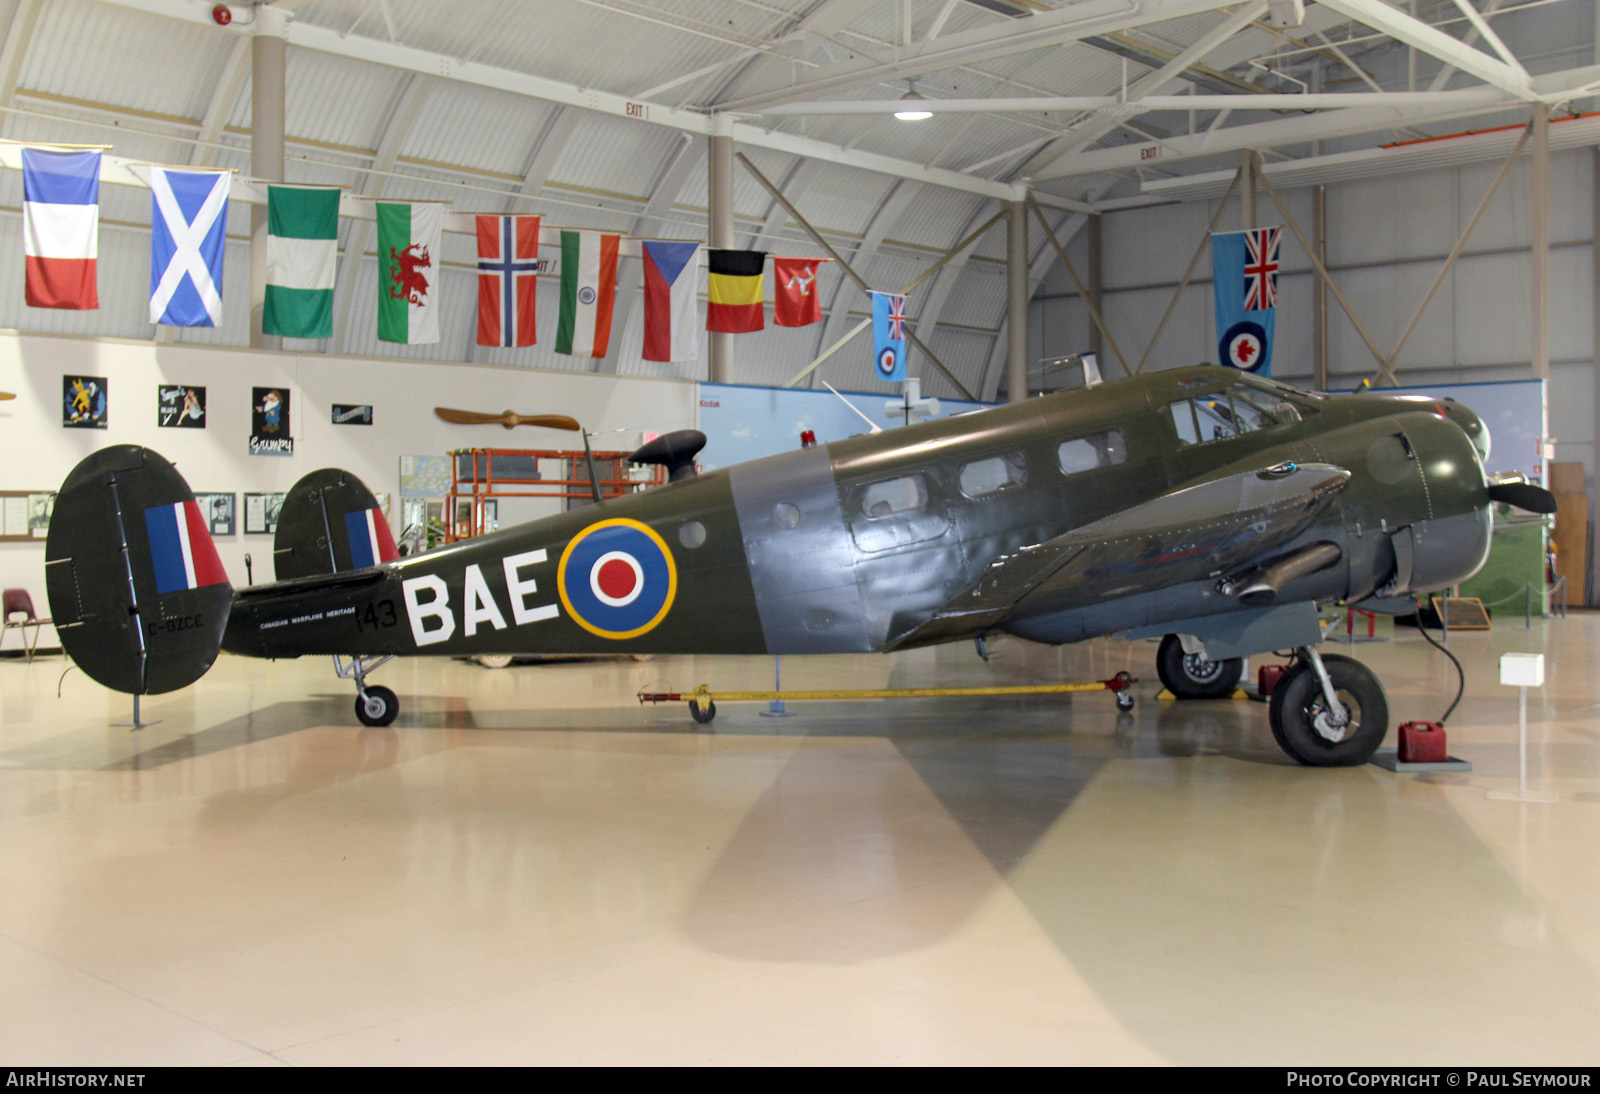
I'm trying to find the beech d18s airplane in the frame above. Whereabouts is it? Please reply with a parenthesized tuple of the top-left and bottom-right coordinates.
(46, 365, 1554, 767)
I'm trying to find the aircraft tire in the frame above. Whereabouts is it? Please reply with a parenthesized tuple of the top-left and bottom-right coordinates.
(1156, 635, 1243, 699)
(1268, 657, 1387, 766)
(476, 654, 515, 669)
(356, 685, 399, 728)
(688, 699, 716, 725)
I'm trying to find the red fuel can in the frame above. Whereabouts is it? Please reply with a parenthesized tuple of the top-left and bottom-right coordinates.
(1257, 664, 1288, 697)
(1398, 721, 1448, 763)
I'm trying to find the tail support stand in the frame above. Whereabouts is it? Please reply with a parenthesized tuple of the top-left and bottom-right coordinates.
(759, 656, 792, 719)
(113, 693, 161, 730)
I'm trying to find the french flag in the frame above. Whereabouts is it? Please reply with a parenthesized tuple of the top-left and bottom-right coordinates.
(344, 508, 400, 569)
(145, 501, 228, 596)
(22, 148, 100, 310)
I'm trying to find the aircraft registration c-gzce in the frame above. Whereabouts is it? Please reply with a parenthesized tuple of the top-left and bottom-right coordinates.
(45, 366, 1554, 767)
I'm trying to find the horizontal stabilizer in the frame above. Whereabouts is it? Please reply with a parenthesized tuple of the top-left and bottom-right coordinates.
(45, 446, 232, 694)
(274, 468, 398, 580)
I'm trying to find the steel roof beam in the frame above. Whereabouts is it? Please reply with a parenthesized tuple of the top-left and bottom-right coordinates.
(714, 0, 1238, 113)
(94, 0, 1026, 202)
(1316, 0, 1534, 100)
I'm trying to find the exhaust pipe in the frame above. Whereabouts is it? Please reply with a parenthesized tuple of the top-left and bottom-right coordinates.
(1223, 542, 1342, 606)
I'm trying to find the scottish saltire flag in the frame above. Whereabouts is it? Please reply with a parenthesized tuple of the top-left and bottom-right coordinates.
(641, 240, 700, 362)
(149, 167, 229, 326)
(22, 148, 101, 309)
(144, 500, 228, 596)
(1211, 226, 1280, 375)
(343, 508, 399, 569)
(476, 214, 540, 347)
(871, 291, 907, 383)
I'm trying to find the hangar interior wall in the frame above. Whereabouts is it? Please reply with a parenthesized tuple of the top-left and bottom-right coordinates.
(1030, 147, 1596, 483)
(0, 333, 696, 649)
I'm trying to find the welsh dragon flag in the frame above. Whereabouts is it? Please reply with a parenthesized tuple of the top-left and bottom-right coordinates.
(376, 201, 442, 344)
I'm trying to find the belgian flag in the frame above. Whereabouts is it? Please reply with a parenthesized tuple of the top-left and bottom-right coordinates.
(706, 249, 765, 333)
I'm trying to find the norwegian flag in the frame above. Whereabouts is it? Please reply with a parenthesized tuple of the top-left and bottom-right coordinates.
(476, 214, 540, 347)
(1242, 226, 1280, 312)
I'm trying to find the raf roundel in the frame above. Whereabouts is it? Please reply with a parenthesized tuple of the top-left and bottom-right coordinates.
(557, 518, 677, 639)
(876, 346, 899, 379)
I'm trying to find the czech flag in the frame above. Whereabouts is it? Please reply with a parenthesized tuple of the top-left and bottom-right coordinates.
(706, 249, 764, 333)
(144, 500, 228, 596)
(344, 508, 400, 569)
(641, 240, 701, 362)
(22, 148, 101, 310)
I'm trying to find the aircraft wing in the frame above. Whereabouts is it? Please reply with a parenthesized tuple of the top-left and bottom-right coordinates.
(884, 462, 1350, 650)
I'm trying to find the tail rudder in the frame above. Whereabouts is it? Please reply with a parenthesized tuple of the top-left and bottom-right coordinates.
(45, 446, 232, 695)
(273, 468, 399, 580)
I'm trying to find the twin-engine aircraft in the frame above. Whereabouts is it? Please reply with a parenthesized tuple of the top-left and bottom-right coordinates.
(45, 365, 1553, 767)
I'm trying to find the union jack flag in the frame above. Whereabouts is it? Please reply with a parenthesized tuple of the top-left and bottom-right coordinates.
(886, 293, 906, 339)
(1242, 226, 1280, 311)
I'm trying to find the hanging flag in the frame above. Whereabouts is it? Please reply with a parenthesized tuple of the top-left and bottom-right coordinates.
(641, 240, 701, 363)
(148, 167, 229, 327)
(376, 202, 442, 344)
(706, 249, 765, 333)
(264, 185, 339, 339)
(556, 229, 619, 358)
(22, 148, 101, 310)
(476, 214, 540, 347)
(1211, 226, 1280, 376)
(772, 257, 827, 327)
(871, 291, 908, 384)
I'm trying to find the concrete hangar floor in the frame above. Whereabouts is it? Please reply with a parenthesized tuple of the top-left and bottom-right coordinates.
(0, 616, 1596, 1067)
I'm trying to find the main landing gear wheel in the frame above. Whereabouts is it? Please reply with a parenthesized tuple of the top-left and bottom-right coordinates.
(355, 685, 399, 727)
(688, 699, 716, 725)
(1156, 634, 1244, 699)
(1268, 653, 1387, 766)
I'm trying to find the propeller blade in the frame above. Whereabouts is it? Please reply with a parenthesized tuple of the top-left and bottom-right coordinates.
(434, 408, 581, 432)
(1488, 482, 1558, 515)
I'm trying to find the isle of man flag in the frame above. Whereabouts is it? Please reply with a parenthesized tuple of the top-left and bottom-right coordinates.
(556, 230, 619, 358)
(264, 185, 339, 339)
(376, 201, 442, 344)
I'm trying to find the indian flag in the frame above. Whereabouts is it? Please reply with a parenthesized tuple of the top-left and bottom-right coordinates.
(264, 186, 339, 339)
(376, 202, 442, 344)
(556, 229, 619, 358)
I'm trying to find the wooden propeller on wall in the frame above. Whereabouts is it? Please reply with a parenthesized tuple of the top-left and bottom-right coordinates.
(434, 407, 580, 431)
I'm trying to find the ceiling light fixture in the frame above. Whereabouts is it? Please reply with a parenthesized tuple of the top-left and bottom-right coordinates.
(894, 81, 933, 122)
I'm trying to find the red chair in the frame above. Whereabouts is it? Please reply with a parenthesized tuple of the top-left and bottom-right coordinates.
(2, 588, 51, 662)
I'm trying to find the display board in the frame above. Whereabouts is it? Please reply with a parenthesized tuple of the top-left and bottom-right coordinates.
(695, 382, 994, 471)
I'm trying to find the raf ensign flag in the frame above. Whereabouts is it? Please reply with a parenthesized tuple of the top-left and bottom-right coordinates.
(149, 167, 229, 327)
(23, 148, 101, 310)
(773, 257, 826, 327)
(476, 215, 540, 348)
(556, 230, 620, 358)
(871, 291, 908, 384)
(1211, 226, 1280, 376)
(641, 240, 701, 363)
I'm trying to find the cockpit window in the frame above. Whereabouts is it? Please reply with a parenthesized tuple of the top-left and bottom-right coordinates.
(860, 474, 928, 518)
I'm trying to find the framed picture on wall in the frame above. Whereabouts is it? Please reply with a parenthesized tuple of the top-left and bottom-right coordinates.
(195, 493, 236, 536)
(63, 375, 107, 429)
(250, 387, 293, 456)
(243, 492, 284, 535)
(158, 384, 206, 428)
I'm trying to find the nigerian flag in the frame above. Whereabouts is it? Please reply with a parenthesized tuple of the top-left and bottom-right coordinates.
(264, 185, 339, 338)
(375, 201, 442, 344)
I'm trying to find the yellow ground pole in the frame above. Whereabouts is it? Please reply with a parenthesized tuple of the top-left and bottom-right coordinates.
(639, 673, 1136, 723)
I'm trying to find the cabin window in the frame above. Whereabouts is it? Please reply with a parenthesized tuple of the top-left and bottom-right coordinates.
(770, 502, 801, 530)
(860, 474, 928, 518)
(679, 520, 707, 548)
(959, 452, 1027, 497)
(1058, 430, 1127, 474)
